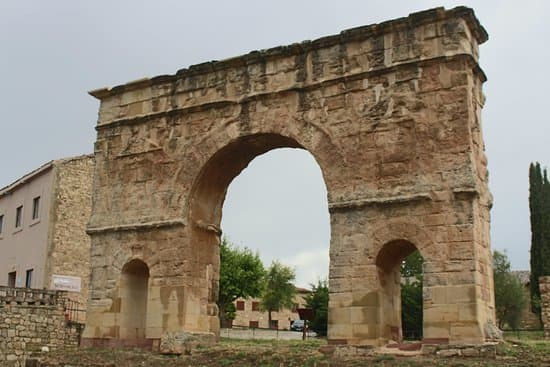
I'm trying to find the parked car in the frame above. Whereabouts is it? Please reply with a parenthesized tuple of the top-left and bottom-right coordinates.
(290, 319, 305, 331)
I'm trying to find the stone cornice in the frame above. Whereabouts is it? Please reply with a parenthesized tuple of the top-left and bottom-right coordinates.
(328, 192, 432, 211)
(86, 218, 186, 234)
(94, 53, 485, 131)
(89, 6, 487, 101)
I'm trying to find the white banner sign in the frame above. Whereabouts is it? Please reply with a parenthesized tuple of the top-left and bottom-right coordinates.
(51, 275, 81, 292)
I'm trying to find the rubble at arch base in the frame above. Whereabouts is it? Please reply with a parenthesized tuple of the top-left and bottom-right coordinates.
(323, 341, 500, 358)
(83, 6, 497, 349)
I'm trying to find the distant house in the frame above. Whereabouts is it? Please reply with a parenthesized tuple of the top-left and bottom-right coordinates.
(509, 270, 542, 330)
(229, 287, 311, 330)
(0, 155, 94, 320)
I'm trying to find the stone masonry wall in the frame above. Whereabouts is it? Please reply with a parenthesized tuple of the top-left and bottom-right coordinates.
(519, 284, 542, 330)
(0, 286, 81, 367)
(44, 155, 94, 322)
(540, 276, 550, 338)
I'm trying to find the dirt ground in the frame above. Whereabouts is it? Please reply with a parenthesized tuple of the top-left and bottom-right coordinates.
(35, 338, 550, 367)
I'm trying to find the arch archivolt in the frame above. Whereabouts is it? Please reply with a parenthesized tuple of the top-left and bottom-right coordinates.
(188, 112, 345, 183)
(369, 220, 435, 261)
(108, 240, 163, 287)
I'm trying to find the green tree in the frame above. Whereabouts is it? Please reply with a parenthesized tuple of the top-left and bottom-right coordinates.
(529, 162, 550, 318)
(304, 279, 329, 336)
(400, 251, 424, 339)
(493, 250, 526, 329)
(401, 251, 424, 279)
(218, 238, 266, 324)
(261, 261, 296, 328)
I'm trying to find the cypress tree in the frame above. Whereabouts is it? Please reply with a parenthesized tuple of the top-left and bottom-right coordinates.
(529, 163, 541, 315)
(541, 169, 550, 275)
(529, 162, 550, 318)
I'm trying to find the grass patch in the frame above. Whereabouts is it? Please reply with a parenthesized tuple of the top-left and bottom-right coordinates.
(38, 337, 550, 367)
(502, 330, 545, 340)
(373, 354, 395, 362)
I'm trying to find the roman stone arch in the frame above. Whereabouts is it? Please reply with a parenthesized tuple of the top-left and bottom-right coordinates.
(84, 7, 496, 348)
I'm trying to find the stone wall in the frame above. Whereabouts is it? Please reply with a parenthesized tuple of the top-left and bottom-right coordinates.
(518, 284, 543, 330)
(44, 155, 94, 321)
(0, 286, 81, 367)
(500, 271, 542, 330)
(540, 276, 550, 338)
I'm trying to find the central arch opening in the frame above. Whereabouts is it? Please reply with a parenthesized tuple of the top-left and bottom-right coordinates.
(221, 148, 330, 287)
(188, 133, 330, 333)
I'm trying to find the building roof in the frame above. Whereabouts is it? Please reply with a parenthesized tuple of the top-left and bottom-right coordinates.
(0, 154, 93, 197)
(0, 160, 54, 197)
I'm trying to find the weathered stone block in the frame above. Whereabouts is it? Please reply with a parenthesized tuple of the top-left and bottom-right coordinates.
(450, 322, 484, 343)
(159, 331, 215, 355)
(437, 348, 459, 357)
(461, 347, 480, 357)
(424, 321, 451, 339)
(329, 324, 355, 339)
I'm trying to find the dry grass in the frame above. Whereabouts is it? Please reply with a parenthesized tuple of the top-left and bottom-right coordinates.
(35, 337, 550, 367)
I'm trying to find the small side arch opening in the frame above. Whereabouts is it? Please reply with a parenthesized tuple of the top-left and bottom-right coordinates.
(119, 259, 150, 339)
(376, 240, 424, 343)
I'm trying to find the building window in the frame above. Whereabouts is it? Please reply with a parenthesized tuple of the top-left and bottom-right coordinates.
(15, 206, 23, 228)
(0, 214, 3, 234)
(252, 301, 260, 311)
(249, 321, 259, 328)
(25, 269, 33, 288)
(8, 272, 16, 287)
(32, 197, 40, 220)
(236, 300, 245, 311)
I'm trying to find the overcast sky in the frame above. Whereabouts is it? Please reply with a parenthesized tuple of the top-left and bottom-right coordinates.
(1, 1, 548, 288)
